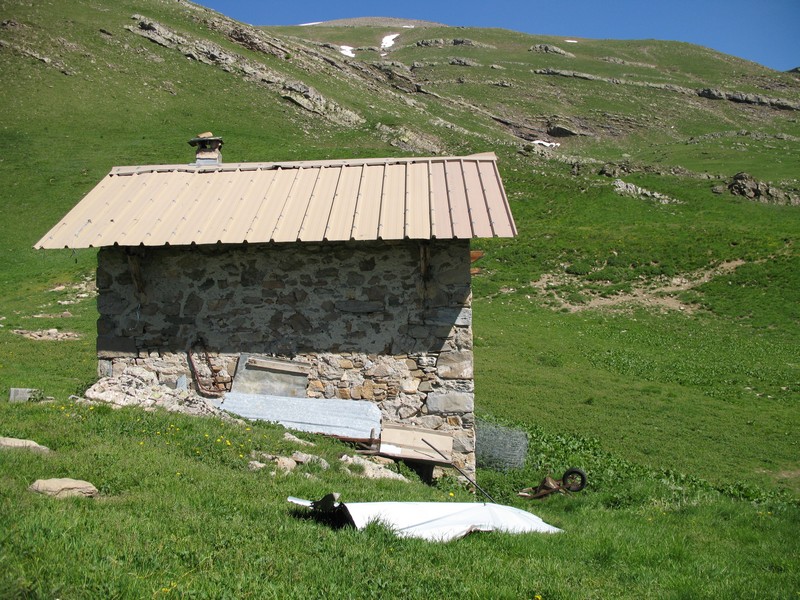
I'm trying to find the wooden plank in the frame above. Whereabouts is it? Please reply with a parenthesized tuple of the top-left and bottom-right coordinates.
(379, 424, 454, 463)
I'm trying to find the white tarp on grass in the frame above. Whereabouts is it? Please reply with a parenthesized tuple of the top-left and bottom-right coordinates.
(289, 495, 561, 542)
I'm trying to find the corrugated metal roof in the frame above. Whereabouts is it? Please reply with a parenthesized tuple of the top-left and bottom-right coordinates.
(36, 152, 516, 249)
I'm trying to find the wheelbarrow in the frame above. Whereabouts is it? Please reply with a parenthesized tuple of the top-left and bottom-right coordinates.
(518, 467, 587, 499)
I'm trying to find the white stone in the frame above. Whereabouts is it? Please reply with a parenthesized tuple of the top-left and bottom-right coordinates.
(426, 391, 474, 414)
(0, 437, 51, 453)
(340, 454, 408, 481)
(28, 478, 98, 498)
(283, 432, 315, 446)
(291, 451, 329, 470)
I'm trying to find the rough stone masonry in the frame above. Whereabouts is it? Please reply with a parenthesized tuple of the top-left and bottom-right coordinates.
(96, 239, 477, 473)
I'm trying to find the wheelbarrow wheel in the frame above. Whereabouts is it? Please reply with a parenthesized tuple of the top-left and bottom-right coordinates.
(561, 467, 587, 492)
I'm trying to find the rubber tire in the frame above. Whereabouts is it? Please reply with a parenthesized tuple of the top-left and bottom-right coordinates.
(561, 467, 587, 492)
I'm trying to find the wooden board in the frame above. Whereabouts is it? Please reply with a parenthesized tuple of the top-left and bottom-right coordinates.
(379, 424, 454, 464)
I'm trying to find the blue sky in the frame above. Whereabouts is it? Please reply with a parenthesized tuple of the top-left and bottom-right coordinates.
(194, 0, 799, 72)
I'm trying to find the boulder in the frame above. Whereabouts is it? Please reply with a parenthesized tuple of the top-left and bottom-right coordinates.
(28, 478, 98, 498)
(0, 437, 51, 453)
(291, 451, 330, 470)
(728, 172, 799, 205)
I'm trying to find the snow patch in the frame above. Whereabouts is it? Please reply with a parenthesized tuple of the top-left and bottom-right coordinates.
(531, 140, 560, 148)
(299, 22, 322, 26)
(381, 33, 400, 50)
(564, 39, 578, 43)
(402, 25, 415, 29)
(340, 45, 356, 58)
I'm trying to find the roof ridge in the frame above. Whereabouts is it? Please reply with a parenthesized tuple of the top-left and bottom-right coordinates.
(109, 153, 498, 177)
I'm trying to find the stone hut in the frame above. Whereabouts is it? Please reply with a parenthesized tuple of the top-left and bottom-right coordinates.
(36, 136, 516, 475)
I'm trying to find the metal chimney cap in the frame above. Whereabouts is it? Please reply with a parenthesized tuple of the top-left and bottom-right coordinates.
(188, 132, 223, 147)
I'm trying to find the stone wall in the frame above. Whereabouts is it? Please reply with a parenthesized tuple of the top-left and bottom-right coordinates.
(96, 240, 476, 473)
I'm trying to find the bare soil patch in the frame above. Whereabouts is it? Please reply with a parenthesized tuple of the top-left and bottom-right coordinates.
(528, 260, 745, 313)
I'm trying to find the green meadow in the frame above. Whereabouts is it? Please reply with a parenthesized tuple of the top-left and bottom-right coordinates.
(1, 0, 798, 597)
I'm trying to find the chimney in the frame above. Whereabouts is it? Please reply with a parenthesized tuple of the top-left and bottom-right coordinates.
(188, 131, 223, 165)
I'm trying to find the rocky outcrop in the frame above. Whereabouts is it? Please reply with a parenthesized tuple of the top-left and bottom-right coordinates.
(601, 56, 656, 69)
(697, 88, 800, 111)
(375, 122, 443, 153)
(449, 57, 480, 67)
(126, 15, 363, 126)
(612, 179, 680, 204)
(0, 38, 73, 75)
(548, 121, 590, 137)
(727, 172, 800, 206)
(416, 38, 495, 49)
(529, 44, 574, 58)
(534, 69, 800, 111)
(368, 61, 417, 93)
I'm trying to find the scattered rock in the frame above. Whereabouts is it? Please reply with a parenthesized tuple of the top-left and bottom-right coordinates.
(12, 329, 81, 341)
(529, 44, 574, 58)
(126, 14, 363, 126)
(291, 451, 330, 469)
(250, 451, 298, 473)
(416, 38, 495, 49)
(340, 454, 408, 481)
(612, 179, 680, 204)
(283, 431, 315, 446)
(0, 437, 51, 453)
(0, 38, 73, 75)
(601, 56, 656, 69)
(449, 57, 480, 67)
(375, 122, 443, 154)
(31, 311, 73, 318)
(274, 456, 298, 473)
(83, 368, 225, 418)
(533, 69, 800, 112)
(599, 163, 630, 177)
(28, 478, 98, 498)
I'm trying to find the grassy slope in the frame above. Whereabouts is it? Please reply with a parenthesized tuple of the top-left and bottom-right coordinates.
(2, 401, 798, 598)
(1, 1, 799, 597)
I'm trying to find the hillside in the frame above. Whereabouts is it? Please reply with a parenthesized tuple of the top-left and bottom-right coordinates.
(1, 1, 799, 596)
